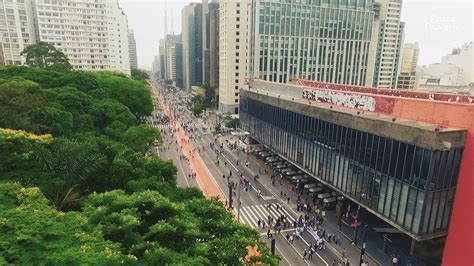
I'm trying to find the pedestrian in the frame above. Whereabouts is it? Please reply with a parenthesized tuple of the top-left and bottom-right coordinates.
(257, 220, 261, 228)
(287, 196, 291, 203)
(302, 249, 307, 260)
(308, 249, 313, 260)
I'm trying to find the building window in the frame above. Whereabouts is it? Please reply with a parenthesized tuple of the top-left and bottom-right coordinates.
(235, 99, 238, 103)
(235, 92, 239, 96)
(235, 72, 239, 77)
(235, 86, 239, 90)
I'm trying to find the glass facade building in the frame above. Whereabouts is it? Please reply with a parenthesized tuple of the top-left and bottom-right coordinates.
(240, 93, 463, 238)
(249, 0, 376, 86)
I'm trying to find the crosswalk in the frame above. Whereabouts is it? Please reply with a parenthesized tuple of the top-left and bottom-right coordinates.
(240, 203, 296, 229)
(151, 124, 171, 130)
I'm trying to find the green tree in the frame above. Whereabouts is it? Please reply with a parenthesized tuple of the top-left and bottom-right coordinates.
(20, 42, 72, 71)
(0, 80, 45, 130)
(224, 114, 240, 129)
(89, 100, 136, 129)
(32, 138, 106, 211)
(0, 182, 131, 265)
(28, 107, 74, 136)
(122, 124, 162, 153)
(131, 68, 150, 81)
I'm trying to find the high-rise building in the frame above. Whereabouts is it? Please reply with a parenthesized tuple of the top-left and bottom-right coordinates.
(164, 34, 182, 88)
(152, 55, 160, 76)
(0, 0, 37, 65)
(420, 42, 473, 87)
(218, 0, 251, 114)
(158, 39, 166, 80)
(397, 43, 419, 89)
(128, 29, 138, 69)
(182, 3, 202, 90)
(33, 0, 131, 75)
(202, 0, 219, 87)
(0, 0, 131, 75)
(247, 0, 376, 87)
(370, 0, 404, 89)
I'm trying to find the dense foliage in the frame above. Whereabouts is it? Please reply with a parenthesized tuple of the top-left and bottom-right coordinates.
(0, 66, 278, 265)
(131, 68, 150, 81)
(20, 42, 72, 71)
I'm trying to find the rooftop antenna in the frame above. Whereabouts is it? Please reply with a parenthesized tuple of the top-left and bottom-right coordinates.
(164, 0, 168, 37)
(171, 8, 174, 34)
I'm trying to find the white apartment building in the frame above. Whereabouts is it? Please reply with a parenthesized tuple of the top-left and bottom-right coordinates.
(0, 0, 37, 65)
(420, 42, 473, 87)
(0, 0, 131, 75)
(128, 28, 137, 69)
(370, 0, 404, 89)
(218, 0, 250, 115)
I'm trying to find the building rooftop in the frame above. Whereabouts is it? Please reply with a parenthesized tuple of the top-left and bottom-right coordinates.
(243, 79, 468, 150)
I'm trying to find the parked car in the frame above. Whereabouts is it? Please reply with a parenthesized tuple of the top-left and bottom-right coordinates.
(252, 147, 266, 154)
(304, 183, 317, 190)
(282, 170, 298, 178)
(322, 197, 337, 210)
(265, 156, 280, 163)
(297, 176, 310, 185)
(317, 192, 332, 199)
(278, 167, 293, 174)
(308, 186, 324, 194)
(270, 161, 285, 167)
(259, 152, 274, 159)
(290, 175, 304, 183)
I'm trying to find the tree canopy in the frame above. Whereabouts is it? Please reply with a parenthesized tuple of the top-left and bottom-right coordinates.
(131, 68, 149, 81)
(0, 66, 279, 265)
(20, 42, 72, 71)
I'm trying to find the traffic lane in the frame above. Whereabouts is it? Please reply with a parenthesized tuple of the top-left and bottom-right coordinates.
(258, 234, 302, 266)
(189, 135, 264, 209)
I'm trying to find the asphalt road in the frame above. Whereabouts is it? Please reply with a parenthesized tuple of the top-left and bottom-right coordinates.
(148, 82, 372, 266)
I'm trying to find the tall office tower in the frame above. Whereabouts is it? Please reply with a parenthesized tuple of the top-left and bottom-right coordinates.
(182, 3, 202, 90)
(218, 0, 251, 115)
(0, 0, 37, 65)
(32, 0, 131, 75)
(248, 0, 376, 87)
(202, 0, 219, 87)
(152, 55, 160, 76)
(165, 34, 182, 87)
(175, 41, 183, 88)
(158, 39, 166, 80)
(128, 29, 138, 69)
(397, 42, 419, 89)
(370, 0, 404, 89)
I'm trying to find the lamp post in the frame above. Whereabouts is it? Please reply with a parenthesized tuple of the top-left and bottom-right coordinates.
(353, 205, 361, 245)
(359, 224, 368, 265)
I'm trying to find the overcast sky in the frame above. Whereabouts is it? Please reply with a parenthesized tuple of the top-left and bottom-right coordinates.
(119, 0, 473, 69)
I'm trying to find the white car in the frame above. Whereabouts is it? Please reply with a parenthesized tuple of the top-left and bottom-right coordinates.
(304, 183, 317, 189)
(317, 193, 331, 199)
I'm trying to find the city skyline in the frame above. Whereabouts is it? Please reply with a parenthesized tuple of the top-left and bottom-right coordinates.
(120, 0, 473, 69)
